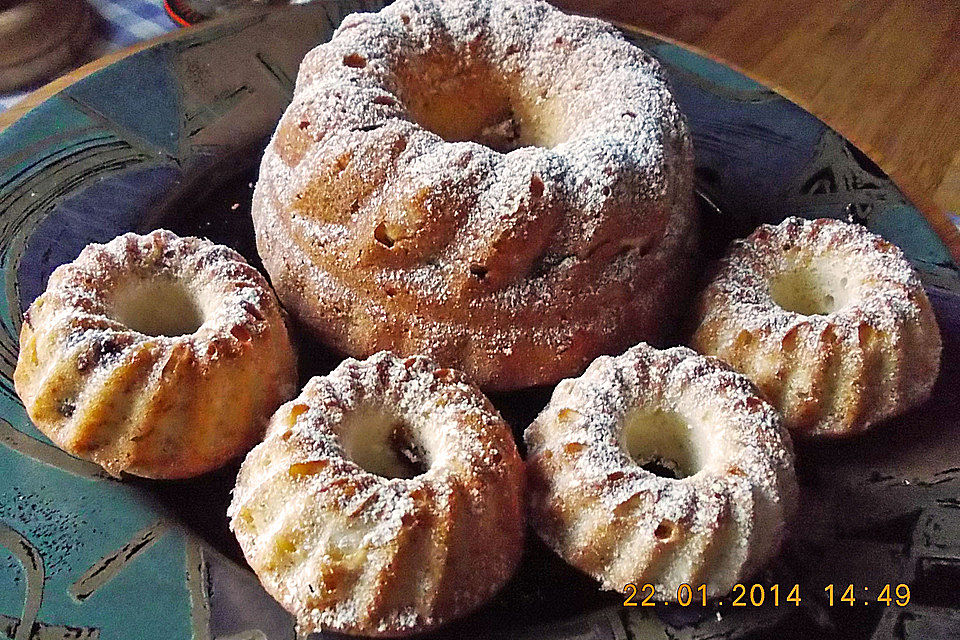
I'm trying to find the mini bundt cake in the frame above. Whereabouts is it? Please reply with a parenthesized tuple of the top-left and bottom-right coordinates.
(229, 351, 525, 637)
(691, 217, 941, 437)
(524, 343, 797, 597)
(14, 230, 298, 478)
(252, 0, 697, 390)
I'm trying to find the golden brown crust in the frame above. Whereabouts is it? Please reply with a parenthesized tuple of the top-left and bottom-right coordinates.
(252, 0, 697, 390)
(229, 352, 524, 636)
(691, 217, 942, 437)
(524, 343, 797, 600)
(14, 230, 298, 478)
(524, 344, 797, 597)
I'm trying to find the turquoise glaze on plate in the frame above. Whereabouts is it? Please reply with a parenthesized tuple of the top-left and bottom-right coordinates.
(1, 4, 958, 639)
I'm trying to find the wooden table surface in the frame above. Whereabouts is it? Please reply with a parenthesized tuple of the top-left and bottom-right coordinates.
(2, 0, 958, 258)
(556, 0, 960, 258)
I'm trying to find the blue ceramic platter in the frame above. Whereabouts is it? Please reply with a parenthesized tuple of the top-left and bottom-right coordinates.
(1, 3, 959, 639)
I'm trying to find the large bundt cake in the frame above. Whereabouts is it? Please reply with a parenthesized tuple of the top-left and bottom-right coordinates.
(524, 343, 797, 597)
(691, 217, 941, 437)
(14, 230, 298, 478)
(229, 352, 525, 636)
(252, 0, 697, 390)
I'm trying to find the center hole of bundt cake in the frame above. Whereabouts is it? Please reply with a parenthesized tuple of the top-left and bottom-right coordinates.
(769, 262, 852, 316)
(111, 279, 204, 337)
(342, 409, 428, 479)
(622, 409, 700, 479)
(399, 60, 562, 152)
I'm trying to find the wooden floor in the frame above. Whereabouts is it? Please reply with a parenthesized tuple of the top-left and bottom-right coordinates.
(561, 0, 960, 256)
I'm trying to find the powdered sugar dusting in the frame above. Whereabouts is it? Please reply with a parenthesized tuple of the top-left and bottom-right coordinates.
(691, 217, 942, 436)
(252, 0, 697, 390)
(15, 229, 298, 478)
(228, 351, 524, 636)
(524, 343, 797, 596)
(37, 230, 283, 349)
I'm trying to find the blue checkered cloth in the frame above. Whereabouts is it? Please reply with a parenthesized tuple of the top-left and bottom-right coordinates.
(0, 0, 178, 111)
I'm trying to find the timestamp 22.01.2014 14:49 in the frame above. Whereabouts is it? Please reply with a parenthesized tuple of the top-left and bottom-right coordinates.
(623, 583, 911, 608)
